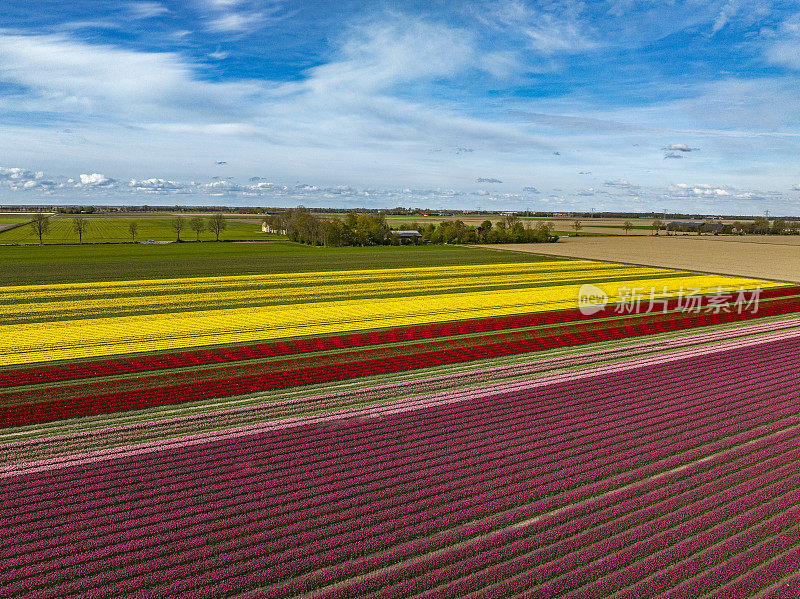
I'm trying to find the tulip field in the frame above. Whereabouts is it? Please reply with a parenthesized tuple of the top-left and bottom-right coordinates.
(2, 253, 800, 597)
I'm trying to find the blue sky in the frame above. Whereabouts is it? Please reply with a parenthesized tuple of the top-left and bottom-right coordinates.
(3, 0, 800, 214)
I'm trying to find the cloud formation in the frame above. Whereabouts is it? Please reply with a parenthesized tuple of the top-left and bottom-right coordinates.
(78, 173, 115, 187)
(0, 167, 56, 191)
(604, 179, 638, 190)
(3, 4, 800, 214)
(476, 177, 503, 183)
(668, 183, 731, 197)
(128, 2, 170, 19)
(129, 178, 185, 191)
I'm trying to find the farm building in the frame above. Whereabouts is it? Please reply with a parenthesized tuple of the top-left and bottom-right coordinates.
(390, 230, 423, 244)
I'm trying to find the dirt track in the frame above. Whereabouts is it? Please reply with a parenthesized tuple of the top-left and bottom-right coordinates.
(481, 236, 800, 283)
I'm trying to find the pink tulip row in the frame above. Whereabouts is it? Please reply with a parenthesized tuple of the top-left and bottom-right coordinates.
(1, 360, 800, 596)
(3, 338, 793, 548)
(4, 341, 797, 596)
(455, 461, 800, 599)
(3, 342, 796, 540)
(0, 332, 791, 502)
(288, 429, 800, 599)
(604, 497, 800, 598)
(10, 394, 798, 597)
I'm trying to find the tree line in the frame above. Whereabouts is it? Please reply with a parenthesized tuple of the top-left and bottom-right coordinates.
(26, 213, 229, 245)
(263, 208, 391, 246)
(261, 208, 559, 246)
(402, 216, 558, 244)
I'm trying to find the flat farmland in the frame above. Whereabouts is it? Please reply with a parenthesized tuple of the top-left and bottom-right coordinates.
(0, 217, 278, 244)
(483, 236, 800, 283)
(2, 241, 800, 597)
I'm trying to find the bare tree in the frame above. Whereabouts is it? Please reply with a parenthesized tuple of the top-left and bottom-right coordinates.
(189, 217, 205, 241)
(207, 213, 227, 241)
(171, 216, 186, 242)
(623, 220, 633, 235)
(572, 220, 583, 236)
(29, 212, 50, 245)
(72, 217, 89, 244)
(128, 221, 138, 242)
(503, 213, 519, 229)
(651, 220, 663, 235)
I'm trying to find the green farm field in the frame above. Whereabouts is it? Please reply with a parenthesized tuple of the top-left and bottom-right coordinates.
(0, 217, 276, 244)
(0, 241, 560, 285)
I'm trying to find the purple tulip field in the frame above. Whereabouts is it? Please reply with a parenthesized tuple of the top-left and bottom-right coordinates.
(2, 310, 800, 597)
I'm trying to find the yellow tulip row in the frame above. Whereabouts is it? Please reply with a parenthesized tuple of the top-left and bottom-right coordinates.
(0, 260, 631, 301)
(0, 272, 776, 366)
(2, 265, 676, 321)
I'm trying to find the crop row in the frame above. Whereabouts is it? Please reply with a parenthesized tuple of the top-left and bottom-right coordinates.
(3, 284, 796, 388)
(3, 340, 791, 590)
(8, 356, 794, 558)
(3, 265, 669, 320)
(0, 326, 791, 494)
(1, 260, 598, 299)
(3, 333, 794, 504)
(3, 408, 796, 596)
(6, 305, 781, 406)
(6, 404, 800, 599)
(4, 298, 800, 427)
(245, 426, 800, 599)
(0, 274, 777, 367)
(134, 433, 800, 599)
(314, 452, 800, 599)
(7, 315, 797, 467)
(6, 316, 800, 464)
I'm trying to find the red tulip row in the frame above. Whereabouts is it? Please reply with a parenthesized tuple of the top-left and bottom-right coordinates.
(2, 284, 797, 389)
(1, 311, 692, 407)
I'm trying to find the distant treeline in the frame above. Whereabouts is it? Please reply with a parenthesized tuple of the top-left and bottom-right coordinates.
(730, 218, 799, 235)
(664, 217, 800, 235)
(398, 216, 559, 244)
(263, 209, 558, 246)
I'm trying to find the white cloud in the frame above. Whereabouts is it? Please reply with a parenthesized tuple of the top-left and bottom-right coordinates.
(78, 173, 115, 187)
(206, 12, 264, 33)
(481, 0, 597, 54)
(129, 178, 184, 191)
(668, 183, 732, 197)
(200, 0, 292, 34)
(198, 179, 243, 192)
(0, 25, 548, 160)
(764, 15, 800, 70)
(711, 0, 740, 34)
(0, 33, 265, 123)
(0, 167, 56, 191)
(604, 179, 637, 189)
(128, 2, 170, 19)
